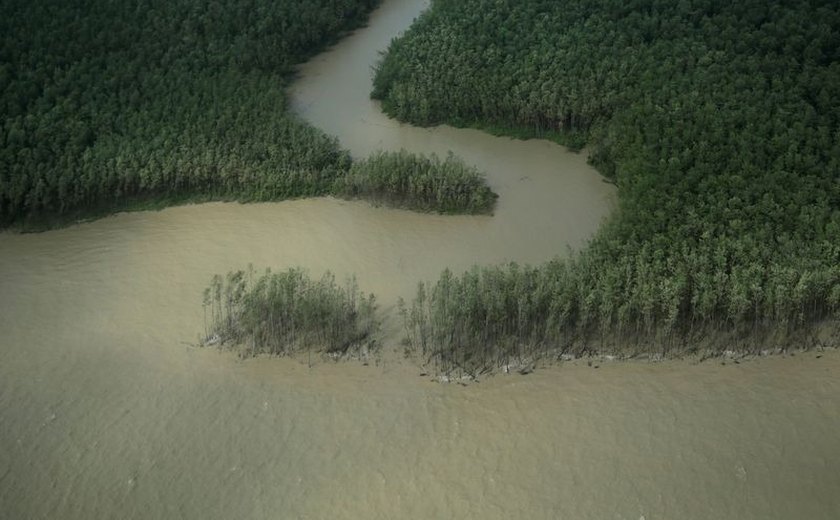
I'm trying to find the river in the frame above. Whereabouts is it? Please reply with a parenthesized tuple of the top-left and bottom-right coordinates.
(1, 0, 838, 518)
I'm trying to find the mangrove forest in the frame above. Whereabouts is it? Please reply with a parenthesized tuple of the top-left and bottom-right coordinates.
(376, 0, 840, 367)
(0, 0, 498, 227)
(0, 0, 379, 228)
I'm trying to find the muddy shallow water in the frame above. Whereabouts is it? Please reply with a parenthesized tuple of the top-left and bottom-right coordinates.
(1, 0, 838, 518)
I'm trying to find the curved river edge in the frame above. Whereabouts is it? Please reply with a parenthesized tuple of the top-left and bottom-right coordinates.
(1, 0, 839, 518)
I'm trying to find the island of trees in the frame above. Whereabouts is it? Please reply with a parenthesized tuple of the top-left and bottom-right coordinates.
(203, 268, 378, 358)
(374, 0, 840, 373)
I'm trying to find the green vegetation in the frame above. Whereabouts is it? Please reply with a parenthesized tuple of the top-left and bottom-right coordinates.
(0, 0, 493, 228)
(379, 0, 840, 364)
(334, 150, 497, 214)
(0, 0, 380, 229)
(203, 268, 378, 357)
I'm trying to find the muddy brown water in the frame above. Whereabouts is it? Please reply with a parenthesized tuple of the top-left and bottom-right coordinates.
(1, 0, 838, 518)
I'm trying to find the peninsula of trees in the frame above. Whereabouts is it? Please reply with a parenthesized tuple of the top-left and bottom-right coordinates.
(335, 150, 497, 214)
(0, 0, 495, 227)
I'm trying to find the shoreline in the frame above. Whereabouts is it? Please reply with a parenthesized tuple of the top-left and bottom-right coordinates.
(198, 325, 840, 384)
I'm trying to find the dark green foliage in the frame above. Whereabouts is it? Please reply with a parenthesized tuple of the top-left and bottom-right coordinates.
(379, 0, 840, 362)
(0, 0, 379, 228)
(203, 267, 378, 357)
(333, 150, 497, 214)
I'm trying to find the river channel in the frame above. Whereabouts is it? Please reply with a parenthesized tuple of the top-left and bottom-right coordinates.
(0, 0, 838, 518)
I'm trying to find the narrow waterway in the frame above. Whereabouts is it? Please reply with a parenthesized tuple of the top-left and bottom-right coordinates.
(0, 0, 838, 518)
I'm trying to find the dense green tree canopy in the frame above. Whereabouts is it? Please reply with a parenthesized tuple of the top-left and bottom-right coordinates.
(0, 0, 378, 227)
(377, 0, 840, 358)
